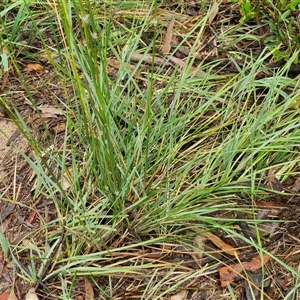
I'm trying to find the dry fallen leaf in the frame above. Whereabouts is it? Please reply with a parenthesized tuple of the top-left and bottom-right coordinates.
(202, 231, 239, 256)
(1, 267, 12, 285)
(161, 18, 175, 54)
(84, 277, 94, 300)
(0, 203, 15, 222)
(27, 209, 37, 224)
(170, 290, 188, 300)
(107, 57, 120, 69)
(256, 210, 279, 236)
(61, 167, 73, 191)
(1, 217, 12, 233)
(258, 222, 279, 236)
(267, 169, 283, 192)
(194, 235, 207, 260)
(25, 288, 39, 300)
(188, 66, 206, 76)
(0, 293, 9, 300)
(291, 177, 300, 192)
(53, 123, 66, 134)
(38, 106, 64, 117)
(219, 254, 270, 287)
(107, 58, 135, 74)
(0, 291, 18, 300)
(24, 63, 44, 73)
(245, 254, 270, 271)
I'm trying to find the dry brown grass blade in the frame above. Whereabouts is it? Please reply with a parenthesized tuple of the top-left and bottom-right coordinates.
(208, 0, 219, 25)
(84, 277, 95, 300)
(1, 71, 9, 91)
(129, 53, 165, 66)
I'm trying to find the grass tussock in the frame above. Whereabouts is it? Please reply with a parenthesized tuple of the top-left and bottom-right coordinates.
(0, 0, 300, 299)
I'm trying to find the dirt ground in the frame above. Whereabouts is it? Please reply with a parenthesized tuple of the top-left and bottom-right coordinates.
(0, 116, 17, 162)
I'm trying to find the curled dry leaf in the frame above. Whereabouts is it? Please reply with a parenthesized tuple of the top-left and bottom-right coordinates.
(107, 57, 120, 69)
(22, 239, 40, 252)
(1, 47, 9, 90)
(24, 63, 44, 73)
(219, 254, 270, 287)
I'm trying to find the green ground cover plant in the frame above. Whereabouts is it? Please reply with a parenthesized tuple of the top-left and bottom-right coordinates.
(235, 0, 300, 61)
(0, 0, 300, 299)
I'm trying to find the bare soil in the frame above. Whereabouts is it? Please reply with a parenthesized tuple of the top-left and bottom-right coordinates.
(0, 117, 16, 162)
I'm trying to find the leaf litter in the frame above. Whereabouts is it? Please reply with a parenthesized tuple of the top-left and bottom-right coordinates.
(219, 254, 270, 288)
(24, 63, 44, 73)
